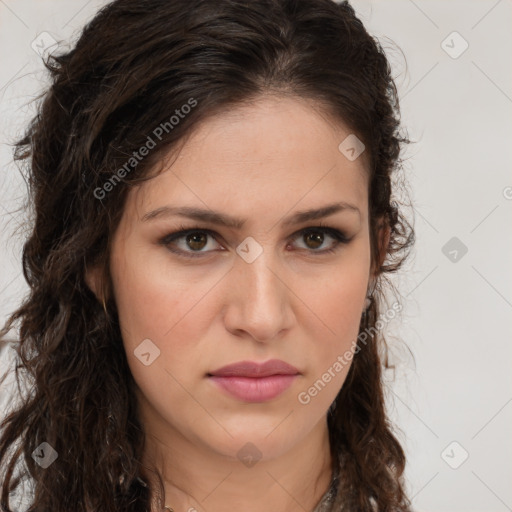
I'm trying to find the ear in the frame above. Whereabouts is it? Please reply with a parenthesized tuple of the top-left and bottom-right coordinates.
(378, 222, 391, 268)
(371, 219, 391, 280)
(84, 262, 103, 301)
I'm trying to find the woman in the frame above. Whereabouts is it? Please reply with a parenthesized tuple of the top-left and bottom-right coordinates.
(0, 0, 415, 510)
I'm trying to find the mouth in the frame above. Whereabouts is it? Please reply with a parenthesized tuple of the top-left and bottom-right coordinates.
(207, 359, 300, 402)
(208, 374, 299, 402)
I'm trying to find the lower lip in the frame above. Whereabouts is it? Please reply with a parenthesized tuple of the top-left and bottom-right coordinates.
(208, 374, 298, 402)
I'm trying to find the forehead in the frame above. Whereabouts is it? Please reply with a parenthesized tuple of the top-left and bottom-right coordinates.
(131, 95, 369, 222)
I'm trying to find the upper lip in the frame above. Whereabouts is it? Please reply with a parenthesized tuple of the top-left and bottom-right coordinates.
(208, 359, 300, 378)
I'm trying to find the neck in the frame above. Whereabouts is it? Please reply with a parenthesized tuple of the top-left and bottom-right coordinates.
(141, 411, 335, 512)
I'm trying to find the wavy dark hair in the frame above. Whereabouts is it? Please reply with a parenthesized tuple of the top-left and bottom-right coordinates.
(0, 0, 415, 510)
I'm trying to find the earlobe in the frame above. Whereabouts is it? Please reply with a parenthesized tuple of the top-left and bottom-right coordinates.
(380, 223, 391, 266)
(371, 220, 391, 278)
(84, 263, 102, 300)
(84, 263, 110, 316)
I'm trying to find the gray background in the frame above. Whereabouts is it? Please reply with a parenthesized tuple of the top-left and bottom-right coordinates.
(1, 1, 511, 511)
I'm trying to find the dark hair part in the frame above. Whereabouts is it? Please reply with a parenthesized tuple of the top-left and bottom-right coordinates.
(0, 0, 414, 510)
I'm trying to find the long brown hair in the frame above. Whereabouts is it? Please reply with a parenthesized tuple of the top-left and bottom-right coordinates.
(0, 0, 415, 510)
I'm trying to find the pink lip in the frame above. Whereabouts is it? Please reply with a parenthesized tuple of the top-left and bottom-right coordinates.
(208, 359, 300, 378)
(208, 359, 300, 402)
(209, 375, 298, 402)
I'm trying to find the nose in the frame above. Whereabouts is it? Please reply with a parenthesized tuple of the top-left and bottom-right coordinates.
(222, 247, 294, 343)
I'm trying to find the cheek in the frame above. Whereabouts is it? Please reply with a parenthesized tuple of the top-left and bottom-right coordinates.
(109, 251, 211, 418)
(109, 244, 222, 404)
(301, 255, 368, 338)
(111, 245, 210, 346)
(296, 250, 369, 384)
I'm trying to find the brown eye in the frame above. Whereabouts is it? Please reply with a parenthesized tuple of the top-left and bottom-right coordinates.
(160, 228, 222, 258)
(160, 225, 349, 259)
(303, 230, 325, 250)
(293, 227, 348, 253)
(185, 232, 208, 251)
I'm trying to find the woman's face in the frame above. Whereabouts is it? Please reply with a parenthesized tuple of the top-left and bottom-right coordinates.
(104, 95, 372, 464)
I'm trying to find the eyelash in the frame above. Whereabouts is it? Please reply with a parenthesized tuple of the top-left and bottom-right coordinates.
(158, 223, 351, 259)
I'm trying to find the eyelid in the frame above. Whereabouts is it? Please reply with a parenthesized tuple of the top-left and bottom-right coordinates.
(159, 224, 351, 257)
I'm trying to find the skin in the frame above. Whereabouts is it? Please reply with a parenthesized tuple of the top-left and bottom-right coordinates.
(87, 94, 388, 512)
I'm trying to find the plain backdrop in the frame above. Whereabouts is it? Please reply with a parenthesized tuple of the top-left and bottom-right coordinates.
(1, 1, 511, 511)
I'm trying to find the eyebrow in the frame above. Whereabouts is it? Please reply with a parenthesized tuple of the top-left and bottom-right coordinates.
(141, 201, 361, 228)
